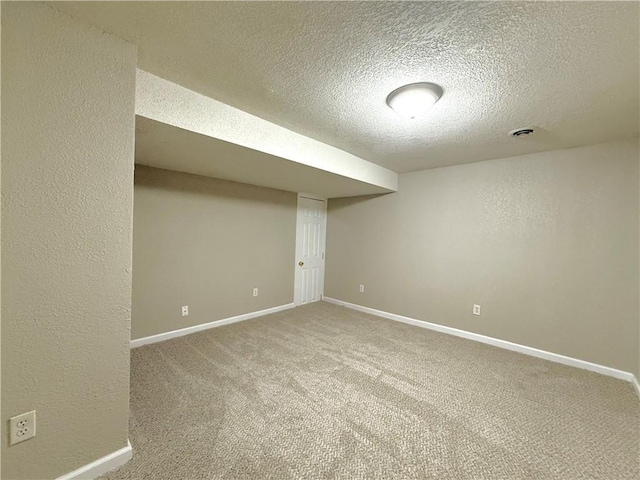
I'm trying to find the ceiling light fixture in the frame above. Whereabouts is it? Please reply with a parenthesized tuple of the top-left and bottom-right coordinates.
(386, 82, 443, 119)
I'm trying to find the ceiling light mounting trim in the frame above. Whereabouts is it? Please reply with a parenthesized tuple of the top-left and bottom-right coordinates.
(386, 82, 443, 119)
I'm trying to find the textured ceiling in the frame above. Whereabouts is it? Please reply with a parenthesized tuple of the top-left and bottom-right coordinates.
(135, 117, 392, 198)
(53, 1, 639, 173)
(135, 69, 397, 193)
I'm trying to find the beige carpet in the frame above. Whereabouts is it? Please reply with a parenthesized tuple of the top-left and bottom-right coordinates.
(106, 302, 639, 479)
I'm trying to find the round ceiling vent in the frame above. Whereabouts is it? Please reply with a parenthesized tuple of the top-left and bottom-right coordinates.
(509, 128, 535, 137)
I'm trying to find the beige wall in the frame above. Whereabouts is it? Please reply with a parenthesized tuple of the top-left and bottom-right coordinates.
(326, 139, 640, 377)
(132, 166, 296, 340)
(1, 3, 136, 479)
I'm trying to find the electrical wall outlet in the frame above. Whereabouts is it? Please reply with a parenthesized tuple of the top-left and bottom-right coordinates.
(9, 410, 36, 445)
(253, 288, 259, 297)
(359, 284, 365, 293)
(182, 305, 189, 316)
(473, 304, 481, 315)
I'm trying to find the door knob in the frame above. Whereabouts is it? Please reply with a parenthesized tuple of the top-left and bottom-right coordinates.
(298, 261, 304, 266)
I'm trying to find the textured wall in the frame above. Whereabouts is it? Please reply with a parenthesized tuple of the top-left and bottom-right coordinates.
(132, 166, 296, 340)
(326, 139, 640, 377)
(1, 3, 136, 479)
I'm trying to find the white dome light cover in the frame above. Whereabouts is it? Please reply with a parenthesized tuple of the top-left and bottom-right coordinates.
(386, 82, 443, 119)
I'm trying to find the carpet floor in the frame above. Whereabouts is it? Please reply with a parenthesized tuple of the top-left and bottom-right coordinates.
(106, 301, 639, 479)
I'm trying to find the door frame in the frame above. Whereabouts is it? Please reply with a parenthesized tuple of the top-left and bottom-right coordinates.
(293, 193, 328, 306)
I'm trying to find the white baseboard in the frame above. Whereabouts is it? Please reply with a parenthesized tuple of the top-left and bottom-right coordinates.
(56, 440, 132, 480)
(131, 303, 296, 348)
(323, 297, 639, 393)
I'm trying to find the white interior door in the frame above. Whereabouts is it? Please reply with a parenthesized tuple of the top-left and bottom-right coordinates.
(294, 195, 327, 306)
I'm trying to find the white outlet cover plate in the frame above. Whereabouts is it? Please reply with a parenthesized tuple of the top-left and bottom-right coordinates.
(9, 410, 36, 445)
(473, 304, 481, 315)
